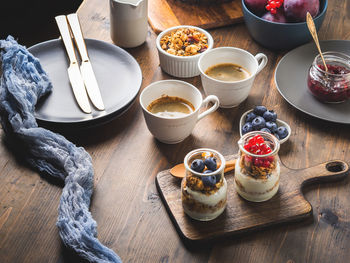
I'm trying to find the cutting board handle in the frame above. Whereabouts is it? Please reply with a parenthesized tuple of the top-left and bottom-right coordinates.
(298, 160, 349, 186)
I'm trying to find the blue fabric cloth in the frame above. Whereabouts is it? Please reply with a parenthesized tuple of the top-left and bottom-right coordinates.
(0, 36, 122, 263)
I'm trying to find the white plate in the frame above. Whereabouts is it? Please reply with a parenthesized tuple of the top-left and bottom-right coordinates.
(239, 109, 291, 144)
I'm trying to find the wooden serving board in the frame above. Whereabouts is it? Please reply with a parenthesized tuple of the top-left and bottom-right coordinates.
(148, 0, 244, 34)
(156, 155, 349, 242)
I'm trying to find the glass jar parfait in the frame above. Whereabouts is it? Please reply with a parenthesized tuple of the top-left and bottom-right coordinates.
(182, 148, 227, 221)
(235, 131, 280, 202)
(307, 51, 350, 103)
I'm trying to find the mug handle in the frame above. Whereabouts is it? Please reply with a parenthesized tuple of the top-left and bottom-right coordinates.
(197, 95, 220, 122)
(255, 53, 268, 74)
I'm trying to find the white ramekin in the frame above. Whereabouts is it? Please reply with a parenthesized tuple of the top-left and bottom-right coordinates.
(156, 25, 214, 78)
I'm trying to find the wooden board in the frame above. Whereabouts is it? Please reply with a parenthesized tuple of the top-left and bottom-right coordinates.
(148, 0, 244, 34)
(156, 155, 349, 242)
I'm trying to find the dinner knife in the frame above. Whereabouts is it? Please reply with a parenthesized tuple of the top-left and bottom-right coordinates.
(67, 13, 105, 111)
(55, 15, 92, 114)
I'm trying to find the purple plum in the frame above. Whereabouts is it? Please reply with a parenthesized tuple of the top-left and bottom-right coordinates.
(262, 9, 288, 23)
(244, 0, 268, 16)
(284, 0, 320, 22)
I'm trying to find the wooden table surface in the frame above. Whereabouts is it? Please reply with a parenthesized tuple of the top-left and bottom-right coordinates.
(1, 0, 350, 262)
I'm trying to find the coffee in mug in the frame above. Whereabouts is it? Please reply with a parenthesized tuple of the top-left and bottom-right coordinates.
(147, 95, 195, 118)
(205, 63, 250, 82)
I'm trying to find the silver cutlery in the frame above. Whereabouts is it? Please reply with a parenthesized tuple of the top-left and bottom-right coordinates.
(67, 13, 105, 111)
(55, 15, 92, 114)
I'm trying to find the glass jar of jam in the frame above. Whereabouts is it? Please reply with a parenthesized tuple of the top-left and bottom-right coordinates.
(182, 148, 227, 221)
(307, 51, 350, 103)
(235, 131, 280, 202)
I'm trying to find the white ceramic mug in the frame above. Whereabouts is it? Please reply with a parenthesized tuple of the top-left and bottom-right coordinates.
(140, 80, 220, 144)
(110, 0, 148, 48)
(198, 47, 268, 108)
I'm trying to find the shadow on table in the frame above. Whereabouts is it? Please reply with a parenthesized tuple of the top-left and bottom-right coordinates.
(37, 100, 140, 147)
(1, 0, 82, 47)
(60, 242, 90, 263)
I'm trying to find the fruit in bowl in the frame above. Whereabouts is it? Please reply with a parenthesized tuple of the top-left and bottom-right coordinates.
(261, 9, 287, 23)
(244, 0, 320, 23)
(240, 106, 291, 144)
(241, 0, 328, 50)
(284, 0, 320, 22)
(245, 0, 268, 16)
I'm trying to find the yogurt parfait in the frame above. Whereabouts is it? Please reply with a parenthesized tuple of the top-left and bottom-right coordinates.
(182, 149, 227, 221)
(235, 131, 280, 202)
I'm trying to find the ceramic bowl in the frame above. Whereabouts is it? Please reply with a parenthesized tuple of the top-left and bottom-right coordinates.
(156, 25, 214, 78)
(242, 0, 328, 50)
(239, 109, 291, 144)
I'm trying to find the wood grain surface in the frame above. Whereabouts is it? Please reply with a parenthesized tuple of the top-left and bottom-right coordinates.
(156, 156, 349, 241)
(1, 0, 350, 262)
(148, 0, 243, 34)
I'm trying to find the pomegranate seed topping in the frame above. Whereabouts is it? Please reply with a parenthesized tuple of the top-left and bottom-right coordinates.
(255, 135, 264, 144)
(244, 135, 272, 154)
(267, 156, 274, 162)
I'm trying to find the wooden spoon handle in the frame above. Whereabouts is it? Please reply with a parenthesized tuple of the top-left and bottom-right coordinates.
(224, 159, 236, 173)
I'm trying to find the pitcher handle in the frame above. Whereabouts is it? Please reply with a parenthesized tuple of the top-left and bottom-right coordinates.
(197, 95, 220, 122)
(255, 53, 268, 74)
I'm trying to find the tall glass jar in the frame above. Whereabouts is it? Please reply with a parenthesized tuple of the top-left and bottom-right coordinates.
(182, 148, 227, 221)
(235, 131, 280, 202)
(307, 51, 350, 103)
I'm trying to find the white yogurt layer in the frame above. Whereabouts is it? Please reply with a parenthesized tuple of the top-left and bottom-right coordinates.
(186, 178, 227, 206)
(234, 161, 280, 202)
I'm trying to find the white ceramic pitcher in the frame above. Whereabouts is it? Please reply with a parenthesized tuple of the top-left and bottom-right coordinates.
(109, 0, 148, 48)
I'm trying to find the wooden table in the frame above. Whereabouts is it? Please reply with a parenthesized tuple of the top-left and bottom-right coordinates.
(1, 0, 350, 262)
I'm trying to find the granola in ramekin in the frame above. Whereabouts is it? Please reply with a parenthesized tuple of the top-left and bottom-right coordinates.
(160, 27, 208, 56)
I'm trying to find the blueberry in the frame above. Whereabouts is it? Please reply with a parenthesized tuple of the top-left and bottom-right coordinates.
(191, 159, 205, 173)
(251, 116, 266, 130)
(202, 175, 217, 187)
(276, 126, 289, 139)
(253, 106, 267, 116)
(265, 121, 278, 133)
(260, 128, 271, 133)
(263, 110, 277, 122)
(203, 170, 213, 174)
(242, 122, 253, 134)
(204, 157, 217, 171)
(245, 112, 257, 123)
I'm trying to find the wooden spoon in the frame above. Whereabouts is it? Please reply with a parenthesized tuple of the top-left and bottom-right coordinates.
(306, 12, 328, 71)
(170, 159, 236, 179)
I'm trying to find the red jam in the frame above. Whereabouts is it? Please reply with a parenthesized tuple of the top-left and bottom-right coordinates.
(307, 52, 350, 103)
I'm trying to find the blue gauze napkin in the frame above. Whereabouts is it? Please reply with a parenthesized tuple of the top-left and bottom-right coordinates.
(0, 36, 122, 263)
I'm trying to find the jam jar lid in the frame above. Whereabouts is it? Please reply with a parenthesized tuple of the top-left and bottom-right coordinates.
(238, 131, 280, 158)
(312, 51, 350, 77)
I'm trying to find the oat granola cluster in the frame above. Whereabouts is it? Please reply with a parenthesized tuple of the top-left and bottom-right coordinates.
(184, 174, 223, 195)
(160, 28, 208, 56)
